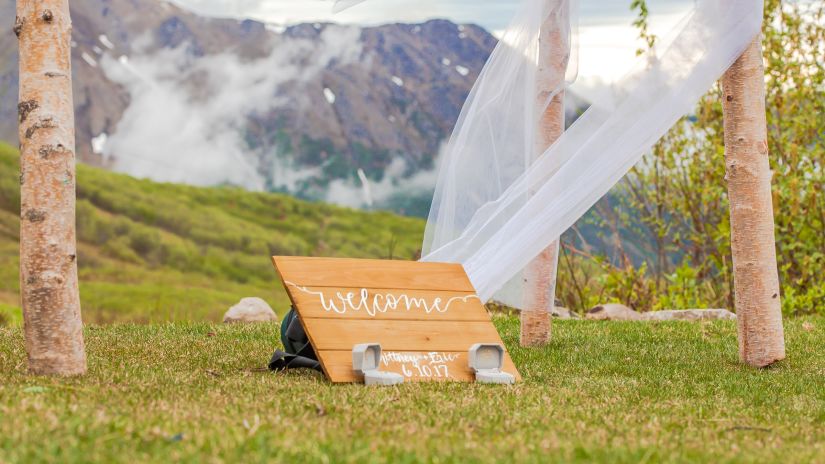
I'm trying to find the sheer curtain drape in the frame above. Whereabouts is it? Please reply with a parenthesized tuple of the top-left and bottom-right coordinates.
(335, 0, 764, 307)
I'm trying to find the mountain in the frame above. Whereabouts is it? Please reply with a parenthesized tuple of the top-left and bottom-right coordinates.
(0, 0, 587, 215)
(0, 140, 424, 325)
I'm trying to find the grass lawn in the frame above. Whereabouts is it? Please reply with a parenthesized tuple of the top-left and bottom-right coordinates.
(1, 317, 823, 463)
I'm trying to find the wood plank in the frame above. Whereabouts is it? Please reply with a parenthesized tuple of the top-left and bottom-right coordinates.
(272, 256, 520, 383)
(319, 350, 521, 383)
(285, 285, 490, 321)
(301, 319, 506, 352)
(273, 256, 475, 292)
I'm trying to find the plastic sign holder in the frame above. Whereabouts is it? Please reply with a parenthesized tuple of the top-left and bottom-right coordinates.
(272, 256, 520, 383)
(352, 343, 404, 386)
(468, 343, 516, 384)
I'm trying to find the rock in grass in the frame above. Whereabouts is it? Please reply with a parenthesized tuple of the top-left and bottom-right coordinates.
(551, 307, 580, 319)
(642, 309, 736, 321)
(585, 304, 642, 321)
(223, 298, 278, 324)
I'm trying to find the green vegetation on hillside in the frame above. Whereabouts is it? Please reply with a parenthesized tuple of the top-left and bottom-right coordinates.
(0, 141, 425, 324)
(557, 0, 824, 316)
(0, 317, 823, 462)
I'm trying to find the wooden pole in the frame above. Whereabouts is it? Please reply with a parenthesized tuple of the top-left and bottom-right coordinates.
(521, 0, 568, 347)
(16, 0, 86, 375)
(721, 35, 785, 367)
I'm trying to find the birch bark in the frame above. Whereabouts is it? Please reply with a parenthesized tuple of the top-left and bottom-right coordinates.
(17, 0, 86, 375)
(521, 0, 568, 346)
(721, 35, 785, 367)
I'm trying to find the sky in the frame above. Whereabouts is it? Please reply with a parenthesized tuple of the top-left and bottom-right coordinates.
(169, 0, 695, 31)
(168, 0, 697, 86)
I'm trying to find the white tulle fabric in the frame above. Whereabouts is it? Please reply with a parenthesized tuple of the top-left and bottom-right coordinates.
(331, 0, 368, 13)
(335, 0, 764, 307)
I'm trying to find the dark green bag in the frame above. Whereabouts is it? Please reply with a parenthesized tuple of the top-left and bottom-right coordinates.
(268, 307, 321, 371)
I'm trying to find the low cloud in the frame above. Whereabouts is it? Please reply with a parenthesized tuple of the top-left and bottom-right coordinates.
(100, 26, 363, 190)
(325, 146, 445, 213)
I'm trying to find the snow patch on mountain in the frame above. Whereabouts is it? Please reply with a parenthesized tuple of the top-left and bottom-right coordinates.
(323, 88, 336, 104)
(99, 34, 115, 49)
(81, 52, 98, 67)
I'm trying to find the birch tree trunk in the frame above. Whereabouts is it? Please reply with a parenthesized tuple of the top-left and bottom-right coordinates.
(16, 0, 86, 375)
(521, 1, 568, 347)
(721, 35, 785, 368)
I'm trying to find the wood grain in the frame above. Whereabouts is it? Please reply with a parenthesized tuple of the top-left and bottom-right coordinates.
(302, 319, 505, 352)
(273, 256, 520, 383)
(319, 350, 521, 383)
(286, 285, 489, 321)
(273, 256, 475, 292)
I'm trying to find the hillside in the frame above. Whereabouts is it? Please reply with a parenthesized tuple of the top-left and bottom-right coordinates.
(0, 141, 425, 325)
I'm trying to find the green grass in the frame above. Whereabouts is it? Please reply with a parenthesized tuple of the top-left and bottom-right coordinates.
(0, 141, 425, 324)
(0, 317, 822, 463)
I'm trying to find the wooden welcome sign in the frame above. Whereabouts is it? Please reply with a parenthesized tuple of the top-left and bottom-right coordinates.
(272, 256, 520, 383)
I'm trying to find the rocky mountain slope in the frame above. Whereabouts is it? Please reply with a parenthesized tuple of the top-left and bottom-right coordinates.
(1, 0, 586, 214)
